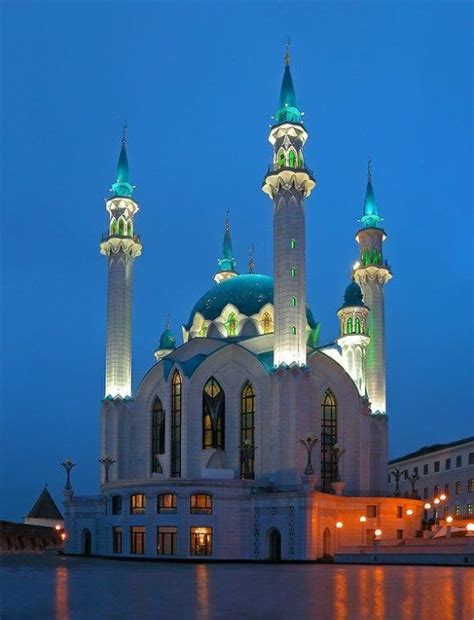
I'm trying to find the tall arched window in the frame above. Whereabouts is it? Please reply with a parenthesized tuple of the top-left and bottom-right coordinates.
(127, 220, 132, 236)
(346, 317, 353, 334)
(240, 382, 255, 479)
(291, 267, 297, 277)
(291, 296, 297, 306)
(362, 249, 371, 266)
(110, 219, 117, 236)
(277, 149, 286, 168)
(291, 325, 297, 335)
(288, 150, 296, 168)
(297, 151, 303, 168)
(320, 390, 337, 491)
(372, 249, 379, 265)
(118, 218, 125, 236)
(171, 372, 182, 477)
(355, 317, 361, 334)
(151, 397, 165, 473)
(226, 313, 237, 337)
(262, 312, 273, 334)
(202, 378, 225, 449)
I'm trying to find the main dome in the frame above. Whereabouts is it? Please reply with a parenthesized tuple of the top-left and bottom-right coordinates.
(186, 273, 316, 328)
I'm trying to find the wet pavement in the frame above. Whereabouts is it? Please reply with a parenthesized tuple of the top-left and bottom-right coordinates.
(1, 554, 472, 619)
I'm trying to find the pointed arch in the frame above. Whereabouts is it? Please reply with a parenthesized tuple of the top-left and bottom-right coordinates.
(240, 381, 255, 479)
(110, 218, 117, 236)
(320, 389, 337, 491)
(355, 317, 361, 334)
(297, 151, 304, 168)
(151, 396, 165, 473)
(277, 148, 286, 168)
(118, 217, 125, 236)
(225, 312, 237, 337)
(288, 149, 296, 168)
(171, 371, 182, 477)
(127, 220, 132, 237)
(346, 317, 353, 334)
(202, 377, 225, 450)
(262, 311, 273, 334)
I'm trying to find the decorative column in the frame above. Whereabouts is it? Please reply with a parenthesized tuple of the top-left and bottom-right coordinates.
(353, 162, 391, 414)
(100, 129, 142, 399)
(262, 45, 315, 367)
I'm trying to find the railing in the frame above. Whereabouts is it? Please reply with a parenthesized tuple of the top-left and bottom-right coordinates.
(266, 163, 314, 177)
(100, 233, 141, 243)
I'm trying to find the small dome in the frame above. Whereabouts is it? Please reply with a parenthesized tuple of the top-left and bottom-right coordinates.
(159, 327, 176, 351)
(341, 281, 364, 308)
(186, 273, 316, 329)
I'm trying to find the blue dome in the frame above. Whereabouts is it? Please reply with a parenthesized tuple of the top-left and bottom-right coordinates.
(159, 327, 176, 350)
(341, 281, 365, 308)
(186, 273, 316, 329)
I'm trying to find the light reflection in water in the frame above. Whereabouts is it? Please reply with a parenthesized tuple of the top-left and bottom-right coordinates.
(196, 563, 210, 619)
(358, 566, 370, 619)
(54, 565, 69, 620)
(401, 566, 416, 620)
(373, 567, 385, 619)
(334, 569, 347, 619)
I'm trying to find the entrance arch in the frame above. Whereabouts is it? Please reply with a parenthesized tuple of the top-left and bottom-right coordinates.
(323, 528, 332, 557)
(81, 529, 92, 555)
(267, 528, 281, 561)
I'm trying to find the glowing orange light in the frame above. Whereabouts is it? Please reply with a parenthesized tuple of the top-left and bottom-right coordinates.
(433, 498, 440, 505)
(359, 516, 367, 523)
(466, 523, 474, 532)
(446, 516, 453, 524)
(424, 503, 431, 510)
(55, 525, 61, 531)
(439, 494, 447, 501)
(336, 521, 343, 529)
(60, 533, 66, 541)
(374, 529, 382, 537)
(406, 509, 414, 516)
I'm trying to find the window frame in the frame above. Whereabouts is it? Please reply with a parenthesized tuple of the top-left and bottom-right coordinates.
(190, 493, 213, 515)
(157, 526, 177, 556)
(157, 493, 177, 514)
(130, 493, 146, 515)
(190, 527, 213, 556)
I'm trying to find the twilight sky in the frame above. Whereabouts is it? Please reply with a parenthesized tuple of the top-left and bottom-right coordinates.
(1, 2, 472, 521)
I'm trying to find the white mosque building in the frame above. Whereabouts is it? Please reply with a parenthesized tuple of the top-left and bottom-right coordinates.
(64, 50, 421, 560)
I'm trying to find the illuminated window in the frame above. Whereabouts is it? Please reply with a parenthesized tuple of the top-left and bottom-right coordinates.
(291, 325, 297, 335)
(468, 479, 474, 492)
(225, 313, 237, 337)
(372, 249, 379, 265)
(127, 220, 132, 236)
(362, 249, 371, 266)
(113, 527, 122, 553)
(321, 390, 337, 491)
(468, 504, 473, 515)
(291, 296, 297, 306)
(262, 312, 273, 334)
(157, 494, 177, 513)
(190, 494, 212, 515)
(171, 372, 182, 478)
(277, 149, 286, 168)
(454, 505, 461, 516)
(190, 527, 212, 556)
(157, 527, 177, 555)
(118, 218, 124, 236)
(202, 377, 225, 450)
(112, 495, 122, 515)
(291, 267, 297, 277)
(151, 397, 165, 474)
(297, 151, 303, 168)
(346, 318, 353, 334)
(130, 526, 145, 554)
(288, 150, 296, 168)
(240, 382, 255, 480)
(130, 494, 146, 514)
(110, 219, 117, 236)
(355, 317, 361, 334)
(290, 239, 296, 249)
(455, 481, 461, 495)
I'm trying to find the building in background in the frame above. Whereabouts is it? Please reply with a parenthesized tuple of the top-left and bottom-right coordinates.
(24, 485, 64, 529)
(388, 437, 474, 522)
(64, 48, 422, 560)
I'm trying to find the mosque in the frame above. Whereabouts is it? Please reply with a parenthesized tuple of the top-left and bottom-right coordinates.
(64, 49, 422, 559)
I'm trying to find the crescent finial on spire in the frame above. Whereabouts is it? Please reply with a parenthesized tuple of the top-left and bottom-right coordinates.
(367, 157, 372, 183)
(121, 122, 128, 148)
(225, 209, 230, 231)
(285, 37, 291, 66)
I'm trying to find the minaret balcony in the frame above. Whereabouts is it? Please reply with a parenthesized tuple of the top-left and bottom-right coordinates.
(100, 234, 142, 258)
(262, 165, 316, 198)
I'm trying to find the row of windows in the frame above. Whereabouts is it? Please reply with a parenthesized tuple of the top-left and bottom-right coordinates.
(112, 493, 213, 515)
(360, 248, 382, 267)
(341, 316, 364, 336)
(276, 148, 304, 170)
(427, 504, 474, 519)
(421, 479, 474, 499)
(115, 526, 213, 556)
(202, 313, 274, 339)
(401, 452, 473, 478)
(110, 216, 132, 237)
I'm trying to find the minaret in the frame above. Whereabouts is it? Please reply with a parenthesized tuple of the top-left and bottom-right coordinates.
(353, 161, 392, 413)
(262, 44, 315, 367)
(214, 212, 238, 283)
(336, 281, 370, 395)
(100, 127, 142, 398)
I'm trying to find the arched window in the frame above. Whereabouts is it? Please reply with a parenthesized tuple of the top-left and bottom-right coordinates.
(320, 390, 337, 491)
(355, 317, 361, 334)
(262, 312, 273, 334)
(277, 149, 286, 168)
(290, 238, 296, 249)
(157, 493, 177, 513)
(291, 296, 297, 306)
(372, 249, 379, 265)
(288, 150, 296, 168)
(226, 313, 237, 337)
(171, 371, 182, 477)
(240, 382, 255, 479)
(118, 218, 124, 236)
(127, 220, 132, 236)
(291, 325, 297, 335)
(110, 219, 117, 236)
(297, 151, 304, 168)
(130, 494, 146, 514)
(151, 397, 165, 473)
(202, 377, 225, 449)
(346, 317, 353, 334)
(190, 493, 213, 514)
(362, 249, 371, 266)
(291, 267, 297, 277)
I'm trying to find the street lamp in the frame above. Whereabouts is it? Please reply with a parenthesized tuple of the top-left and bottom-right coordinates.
(374, 528, 382, 548)
(406, 508, 414, 538)
(446, 515, 453, 539)
(335, 521, 343, 552)
(439, 493, 447, 501)
(359, 516, 367, 545)
(466, 523, 474, 536)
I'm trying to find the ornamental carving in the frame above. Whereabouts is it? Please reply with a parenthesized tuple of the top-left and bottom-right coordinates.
(253, 506, 296, 558)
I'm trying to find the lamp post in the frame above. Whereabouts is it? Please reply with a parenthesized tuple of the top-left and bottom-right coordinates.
(466, 523, 474, 537)
(359, 516, 367, 545)
(374, 528, 382, 549)
(446, 515, 453, 538)
(335, 521, 343, 552)
(406, 508, 414, 538)
(60, 459, 75, 490)
(433, 497, 441, 525)
(299, 437, 318, 475)
(98, 456, 116, 483)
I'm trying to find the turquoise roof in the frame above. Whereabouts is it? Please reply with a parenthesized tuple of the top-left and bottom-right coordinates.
(111, 145, 134, 198)
(217, 223, 236, 273)
(275, 64, 302, 124)
(159, 327, 176, 351)
(186, 273, 316, 329)
(360, 178, 382, 229)
(340, 281, 366, 309)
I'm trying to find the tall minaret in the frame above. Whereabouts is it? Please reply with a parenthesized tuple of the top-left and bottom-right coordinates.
(336, 281, 370, 395)
(353, 161, 391, 413)
(262, 44, 315, 367)
(214, 213, 238, 283)
(100, 128, 142, 399)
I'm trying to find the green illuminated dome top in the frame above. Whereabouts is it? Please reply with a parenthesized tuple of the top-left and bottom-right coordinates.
(186, 274, 316, 329)
(274, 59, 302, 124)
(360, 165, 382, 229)
(159, 327, 176, 351)
(111, 144, 134, 198)
(340, 281, 366, 309)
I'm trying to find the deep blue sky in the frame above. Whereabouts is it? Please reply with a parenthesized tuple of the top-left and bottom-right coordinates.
(1, 2, 472, 521)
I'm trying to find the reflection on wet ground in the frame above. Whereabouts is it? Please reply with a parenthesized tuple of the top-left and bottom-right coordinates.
(1, 554, 472, 619)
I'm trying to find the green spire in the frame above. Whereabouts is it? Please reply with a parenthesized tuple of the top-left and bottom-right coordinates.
(159, 320, 176, 350)
(274, 41, 302, 124)
(111, 124, 134, 198)
(217, 212, 236, 273)
(360, 159, 383, 228)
